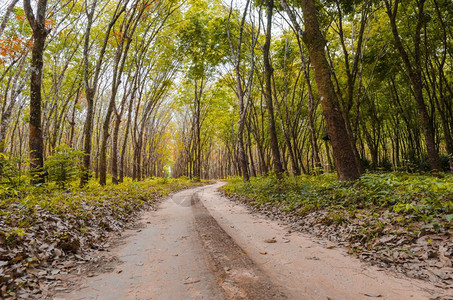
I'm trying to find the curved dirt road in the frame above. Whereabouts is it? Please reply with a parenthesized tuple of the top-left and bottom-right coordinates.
(57, 183, 447, 300)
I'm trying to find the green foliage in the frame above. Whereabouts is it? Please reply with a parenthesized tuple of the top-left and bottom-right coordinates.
(177, 0, 230, 79)
(6, 228, 26, 244)
(0, 177, 202, 237)
(44, 144, 84, 189)
(0, 154, 29, 199)
(222, 172, 453, 232)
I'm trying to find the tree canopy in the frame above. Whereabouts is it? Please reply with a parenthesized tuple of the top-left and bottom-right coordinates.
(0, 0, 451, 184)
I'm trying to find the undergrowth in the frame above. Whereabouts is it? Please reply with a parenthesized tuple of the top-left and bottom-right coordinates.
(0, 177, 202, 244)
(222, 172, 453, 233)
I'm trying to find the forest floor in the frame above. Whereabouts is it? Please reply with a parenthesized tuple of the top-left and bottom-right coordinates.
(52, 183, 451, 300)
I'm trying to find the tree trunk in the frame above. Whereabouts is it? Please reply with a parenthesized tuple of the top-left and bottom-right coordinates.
(280, 0, 322, 174)
(299, 0, 361, 180)
(99, 25, 134, 185)
(385, 0, 441, 171)
(24, 0, 48, 184)
(0, 56, 28, 153)
(273, 73, 299, 176)
(111, 112, 121, 184)
(192, 80, 203, 181)
(119, 95, 134, 183)
(263, 0, 284, 179)
(228, 0, 253, 181)
(247, 130, 256, 177)
(81, 87, 94, 185)
(308, 87, 322, 174)
(80, 0, 126, 186)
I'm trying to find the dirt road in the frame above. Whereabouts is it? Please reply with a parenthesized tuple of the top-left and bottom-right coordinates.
(57, 183, 447, 300)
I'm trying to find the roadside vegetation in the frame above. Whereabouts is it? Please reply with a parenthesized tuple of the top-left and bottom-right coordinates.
(0, 152, 203, 298)
(222, 172, 453, 288)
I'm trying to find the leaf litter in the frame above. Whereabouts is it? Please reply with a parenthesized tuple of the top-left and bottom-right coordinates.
(0, 179, 204, 299)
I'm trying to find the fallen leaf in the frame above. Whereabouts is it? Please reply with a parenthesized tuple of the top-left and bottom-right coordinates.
(438, 246, 452, 268)
(51, 269, 60, 275)
(264, 237, 277, 243)
(64, 261, 75, 268)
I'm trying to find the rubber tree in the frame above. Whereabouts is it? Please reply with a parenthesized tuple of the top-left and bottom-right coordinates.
(384, 0, 442, 171)
(177, 1, 229, 181)
(263, 0, 284, 179)
(80, 0, 126, 187)
(292, 0, 361, 180)
(23, 0, 49, 184)
(99, 0, 140, 186)
(226, 0, 260, 181)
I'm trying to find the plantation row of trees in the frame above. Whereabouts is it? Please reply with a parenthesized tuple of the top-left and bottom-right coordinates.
(0, 0, 452, 185)
(1, 0, 182, 186)
(174, 0, 453, 181)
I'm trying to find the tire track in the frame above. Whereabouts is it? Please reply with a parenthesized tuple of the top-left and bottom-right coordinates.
(192, 193, 287, 300)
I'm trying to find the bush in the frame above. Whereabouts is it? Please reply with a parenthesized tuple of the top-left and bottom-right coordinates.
(44, 144, 84, 189)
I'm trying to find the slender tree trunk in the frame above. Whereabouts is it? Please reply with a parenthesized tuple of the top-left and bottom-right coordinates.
(228, 0, 253, 181)
(68, 89, 80, 148)
(81, 88, 94, 185)
(0, 57, 28, 153)
(119, 96, 134, 183)
(308, 88, 322, 174)
(196, 94, 201, 180)
(80, 0, 125, 187)
(133, 141, 142, 180)
(80, 1, 96, 186)
(192, 80, 203, 181)
(111, 112, 121, 184)
(276, 102, 299, 175)
(100, 33, 134, 185)
(0, 0, 19, 38)
(281, 0, 322, 173)
(80, 1, 97, 187)
(247, 129, 256, 177)
(385, 0, 441, 171)
(263, 0, 284, 178)
(237, 108, 249, 180)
